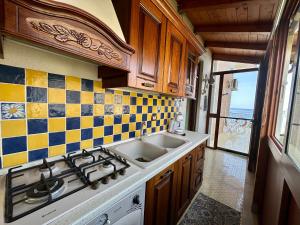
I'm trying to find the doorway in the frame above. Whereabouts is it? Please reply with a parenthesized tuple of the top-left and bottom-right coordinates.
(206, 67, 259, 156)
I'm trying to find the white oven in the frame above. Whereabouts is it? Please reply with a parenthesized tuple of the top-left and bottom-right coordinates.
(86, 184, 145, 225)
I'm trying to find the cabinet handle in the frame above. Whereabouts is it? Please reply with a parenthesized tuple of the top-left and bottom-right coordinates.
(170, 89, 177, 93)
(186, 155, 192, 160)
(160, 169, 172, 180)
(142, 82, 154, 88)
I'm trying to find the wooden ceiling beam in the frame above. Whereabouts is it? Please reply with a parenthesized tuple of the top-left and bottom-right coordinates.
(213, 54, 262, 64)
(178, 0, 277, 11)
(195, 23, 273, 33)
(206, 41, 268, 50)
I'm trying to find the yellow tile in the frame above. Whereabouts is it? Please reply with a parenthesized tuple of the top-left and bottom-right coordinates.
(147, 114, 152, 121)
(114, 105, 122, 114)
(26, 69, 48, 87)
(0, 83, 25, 102)
(49, 145, 66, 157)
(28, 134, 48, 150)
(115, 90, 122, 95)
(81, 116, 93, 129)
(136, 114, 142, 122)
(93, 127, 104, 138)
(157, 99, 161, 106)
(148, 98, 153, 106)
(143, 93, 148, 98)
(130, 92, 137, 97)
(130, 106, 136, 114)
(66, 104, 81, 117)
(137, 97, 143, 105)
(1, 120, 26, 137)
(94, 105, 104, 116)
(129, 123, 135, 131)
(135, 130, 141, 137)
(27, 103, 47, 118)
(121, 132, 129, 140)
(104, 135, 113, 144)
(49, 118, 66, 132)
(122, 114, 130, 123)
(81, 139, 93, 149)
(153, 106, 157, 113)
(147, 128, 151, 134)
(81, 91, 94, 104)
(152, 121, 156, 127)
(105, 94, 114, 104)
(94, 81, 103, 92)
(66, 130, 80, 143)
(3, 152, 27, 168)
(156, 126, 160, 132)
(104, 115, 113, 126)
(142, 106, 147, 113)
(48, 88, 66, 104)
(123, 95, 130, 105)
(66, 76, 81, 90)
(114, 124, 122, 134)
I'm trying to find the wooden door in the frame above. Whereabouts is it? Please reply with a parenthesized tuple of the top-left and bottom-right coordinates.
(129, 0, 166, 92)
(145, 163, 177, 225)
(163, 21, 186, 96)
(176, 152, 193, 220)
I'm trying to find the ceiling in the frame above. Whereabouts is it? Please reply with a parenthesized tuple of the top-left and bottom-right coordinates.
(177, 0, 280, 64)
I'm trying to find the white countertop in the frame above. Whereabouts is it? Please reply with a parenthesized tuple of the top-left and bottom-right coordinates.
(0, 130, 209, 225)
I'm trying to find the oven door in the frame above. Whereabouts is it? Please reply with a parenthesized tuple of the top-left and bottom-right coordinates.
(113, 209, 142, 225)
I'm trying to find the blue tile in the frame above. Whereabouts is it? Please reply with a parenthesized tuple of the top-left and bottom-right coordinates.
(123, 91, 130, 95)
(67, 142, 80, 153)
(113, 134, 121, 142)
(1, 103, 25, 120)
(114, 115, 122, 124)
(164, 119, 168, 125)
(81, 79, 93, 92)
(66, 90, 80, 104)
(152, 127, 156, 133)
(49, 104, 65, 117)
(93, 138, 103, 147)
(162, 100, 165, 106)
(104, 105, 114, 115)
(0, 157, 2, 169)
(2, 136, 27, 154)
(94, 93, 104, 104)
(160, 126, 164, 131)
(130, 97, 136, 105)
(66, 117, 80, 130)
(27, 87, 47, 103)
(142, 114, 147, 122)
(94, 116, 104, 127)
(104, 126, 113, 136)
(136, 122, 141, 130)
(48, 73, 65, 89)
(105, 89, 114, 94)
(165, 107, 168, 112)
(29, 148, 48, 161)
(143, 98, 148, 105)
(130, 114, 136, 123)
(122, 124, 129, 132)
(137, 93, 143, 97)
(147, 121, 151, 128)
(148, 106, 152, 113)
(49, 132, 65, 146)
(156, 120, 160, 126)
(153, 99, 157, 105)
(81, 128, 93, 140)
(148, 95, 153, 98)
(81, 104, 93, 116)
(123, 105, 130, 114)
(137, 106, 142, 114)
(161, 113, 165, 119)
(129, 132, 135, 138)
(0, 64, 25, 84)
(28, 119, 48, 134)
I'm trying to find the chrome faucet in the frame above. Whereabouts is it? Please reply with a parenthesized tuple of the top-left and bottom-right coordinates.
(140, 121, 147, 140)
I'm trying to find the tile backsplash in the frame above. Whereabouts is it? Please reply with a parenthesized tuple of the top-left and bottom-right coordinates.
(0, 64, 177, 169)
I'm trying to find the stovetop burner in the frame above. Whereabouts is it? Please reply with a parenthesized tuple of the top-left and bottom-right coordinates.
(5, 146, 130, 223)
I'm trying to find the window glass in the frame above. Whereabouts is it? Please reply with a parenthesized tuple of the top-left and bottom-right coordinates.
(274, 17, 299, 145)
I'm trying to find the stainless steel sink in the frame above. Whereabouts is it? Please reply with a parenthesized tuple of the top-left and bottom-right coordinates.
(109, 140, 168, 168)
(143, 133, 191, 150)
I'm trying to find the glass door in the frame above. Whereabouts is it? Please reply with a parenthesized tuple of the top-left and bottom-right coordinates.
(207, 69, 258, 155)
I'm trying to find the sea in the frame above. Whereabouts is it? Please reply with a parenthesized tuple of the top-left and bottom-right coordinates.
(229, 108, 254, 120)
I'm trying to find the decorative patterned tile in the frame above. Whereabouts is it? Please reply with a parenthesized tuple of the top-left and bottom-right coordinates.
(48, 73, 65, 89)
(81, 79, 93, 92)
(49, 104, 66, 117)
(66, 90, 81, 104)
(114, 94, 122, 104)
(94, 93, 104, 104)
(104, 104, 114, 115)
(0, 64, 25, 84)
(27, 87, 47, 103)
(81, 104, 93, 116)
(123, 105, 130, 114)
(1, 103, 25, 119)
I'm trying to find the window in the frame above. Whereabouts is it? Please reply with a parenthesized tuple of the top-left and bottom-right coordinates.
(274, 15, 300, 145)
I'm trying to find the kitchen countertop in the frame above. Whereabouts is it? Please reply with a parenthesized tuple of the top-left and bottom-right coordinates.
(0, 130, 209, 225)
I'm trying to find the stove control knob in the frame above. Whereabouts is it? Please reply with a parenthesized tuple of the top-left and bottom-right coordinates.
(111, 172, 118, 180)
(133, 195, 140, 205)
(119, 168, 126, 176)
(102, 176, 109, 184)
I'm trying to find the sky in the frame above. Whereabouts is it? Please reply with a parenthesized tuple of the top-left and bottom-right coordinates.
(230, 71, 258, 110)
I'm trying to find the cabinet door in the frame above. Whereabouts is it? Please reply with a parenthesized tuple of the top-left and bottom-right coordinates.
(163, 21, 186, 96)
(191, 144, 205, 197)
(176, 153, 193, 220)
(130, 0, 166, 92)
(145, 164, 177, 225)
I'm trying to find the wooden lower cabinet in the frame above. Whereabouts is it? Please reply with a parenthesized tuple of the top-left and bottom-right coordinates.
(145, 142, 206, 225)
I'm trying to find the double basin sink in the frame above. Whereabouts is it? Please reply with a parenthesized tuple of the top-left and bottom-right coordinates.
(109, 133, 191, 168)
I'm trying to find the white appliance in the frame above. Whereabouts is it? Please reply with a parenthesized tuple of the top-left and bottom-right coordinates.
(86, 184, 145, 225)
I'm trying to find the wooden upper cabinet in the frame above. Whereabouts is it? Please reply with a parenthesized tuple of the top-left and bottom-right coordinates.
(163, 21, 187, 96)
(112, 0, 166, 92)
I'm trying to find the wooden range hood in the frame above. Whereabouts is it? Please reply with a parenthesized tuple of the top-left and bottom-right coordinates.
(0, 0, 135, 72)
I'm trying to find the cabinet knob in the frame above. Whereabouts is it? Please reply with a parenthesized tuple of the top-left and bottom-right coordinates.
(142, 82, 154, 88)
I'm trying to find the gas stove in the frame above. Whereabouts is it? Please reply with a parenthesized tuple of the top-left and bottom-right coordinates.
(4, 146, 134, 223)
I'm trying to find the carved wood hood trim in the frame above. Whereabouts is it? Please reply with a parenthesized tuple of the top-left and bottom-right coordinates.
(0, 0, 135, 71)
